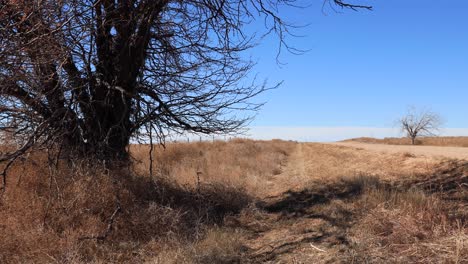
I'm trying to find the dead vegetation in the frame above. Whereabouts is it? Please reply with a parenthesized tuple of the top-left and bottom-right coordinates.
(349, 171, 467, 263)
(347, 136, 468, 147)
(0, 139, 467, 263)
(241, 168, 466, 263)
(0, 139, 293, 263)
(131, 139, 296, 198)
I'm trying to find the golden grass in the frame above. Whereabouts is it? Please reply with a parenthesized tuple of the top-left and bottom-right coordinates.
(347, 136, 468, 147)
(131, 138, 296, 197)
(0, 139, 295, 263)
(0, 139, 466, 263)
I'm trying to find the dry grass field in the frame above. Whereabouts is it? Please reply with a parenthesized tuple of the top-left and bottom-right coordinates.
(333, 141, 468, 161)
(346, 136, 468, 147)
(0, 139, 467, 263)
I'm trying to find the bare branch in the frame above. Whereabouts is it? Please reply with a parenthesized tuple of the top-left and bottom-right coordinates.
(0, 0, 372, 163)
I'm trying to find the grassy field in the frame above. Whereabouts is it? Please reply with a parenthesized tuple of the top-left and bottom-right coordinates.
(346, 136, 468, 147)
(0, 139, 466, 263)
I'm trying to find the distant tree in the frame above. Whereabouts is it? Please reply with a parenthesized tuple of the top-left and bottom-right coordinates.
(399, 108, 443, 145)
(0, 0, 371, 163)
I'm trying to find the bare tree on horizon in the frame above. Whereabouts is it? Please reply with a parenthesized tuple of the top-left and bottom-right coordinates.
(399, 107, 443, 145)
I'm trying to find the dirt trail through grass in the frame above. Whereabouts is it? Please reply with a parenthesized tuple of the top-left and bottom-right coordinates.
(240, 143, 373, 262)
(241, 143, 356, 263)
(263, 143, 307, 197)
(238, 142, 467, 263)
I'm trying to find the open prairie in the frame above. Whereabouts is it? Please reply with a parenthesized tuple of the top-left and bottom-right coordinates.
(346, 136, 468, 148)
(0, 139, 467, 263)
(2, 1, 467, 263)
(333, 141, 468, 160)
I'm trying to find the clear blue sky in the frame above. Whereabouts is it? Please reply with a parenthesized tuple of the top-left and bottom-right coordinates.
(248, 0, 468, 129)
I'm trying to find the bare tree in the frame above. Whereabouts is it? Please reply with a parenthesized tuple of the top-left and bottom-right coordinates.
(0, 0, 372, 163)
(399, 108, 443, 145)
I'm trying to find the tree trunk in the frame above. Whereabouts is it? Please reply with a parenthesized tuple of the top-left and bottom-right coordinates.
(411, 136, 416, 145)
(81, 84, 132, 161)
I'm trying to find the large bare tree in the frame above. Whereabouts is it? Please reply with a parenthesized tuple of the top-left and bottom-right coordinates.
(0, 0, 371, 162)
(399, 107, 443, 145)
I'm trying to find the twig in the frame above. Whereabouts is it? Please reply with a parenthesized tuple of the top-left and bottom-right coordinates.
(310, 243, 326, 252)
(1, 156, 18, 194)
(333, 0, 373, 10)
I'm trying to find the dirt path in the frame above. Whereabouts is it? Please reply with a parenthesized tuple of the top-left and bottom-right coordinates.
(330, 142, 468, 160)
(265, 143, 307, 196)
(239, 142, 467, 263)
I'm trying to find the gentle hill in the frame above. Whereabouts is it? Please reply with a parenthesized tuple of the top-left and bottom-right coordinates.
(345, 136, 468, 148)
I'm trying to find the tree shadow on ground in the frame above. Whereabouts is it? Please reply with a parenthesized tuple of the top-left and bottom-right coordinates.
(262, 160, 468, 219)
(259, 175, 383, 217)
(402, 160, 468, 201)
(246, 162, 468, 262)
(242, 175, 385, 262)
(112, 174, 254, 243)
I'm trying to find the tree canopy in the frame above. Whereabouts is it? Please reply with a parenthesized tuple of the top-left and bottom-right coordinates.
(0, 0, 371, 162)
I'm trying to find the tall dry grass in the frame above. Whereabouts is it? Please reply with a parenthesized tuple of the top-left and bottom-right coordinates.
(0, 139, 296, 263)
(131, 139, 296, 197)
(346, 175, 467, 263)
